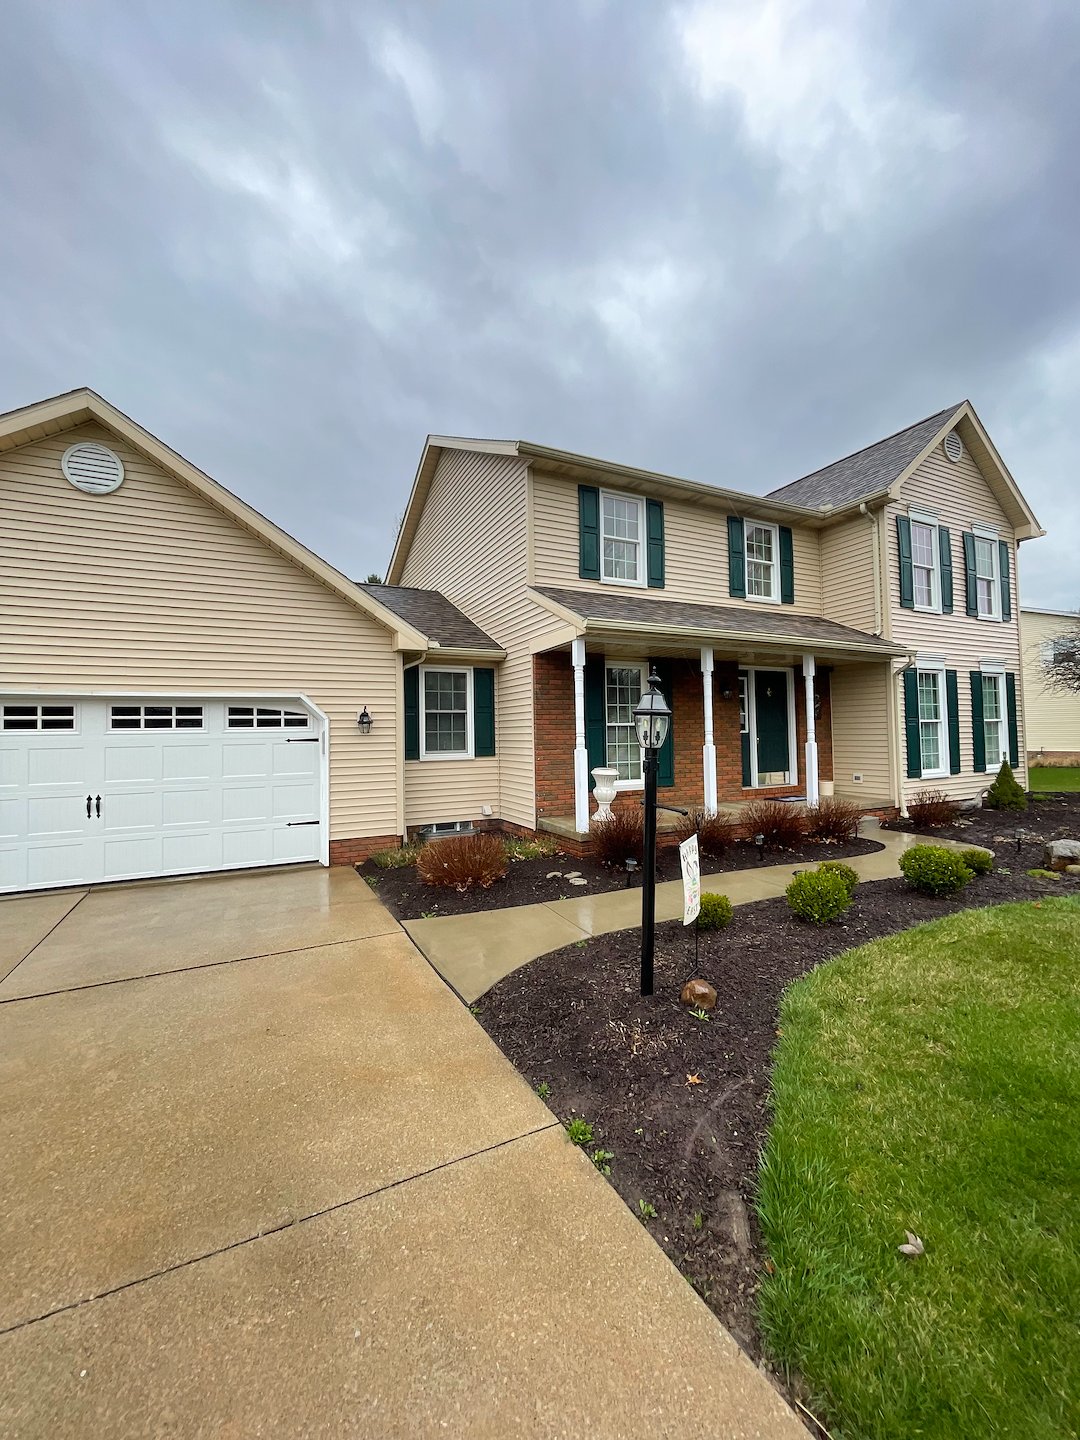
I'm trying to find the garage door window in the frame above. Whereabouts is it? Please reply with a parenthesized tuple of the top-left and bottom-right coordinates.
(109, 704, 204, 730)
(2, 703, 76, 731)
(227, 706, 309, 729)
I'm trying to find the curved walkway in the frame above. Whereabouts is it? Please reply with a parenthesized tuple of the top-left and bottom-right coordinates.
(405, 821, 982, 1002)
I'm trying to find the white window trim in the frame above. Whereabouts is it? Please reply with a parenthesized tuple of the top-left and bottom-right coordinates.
(743, 519, 781, 605)
(418, 664, 474, 761)
(605, 660, 649, 791)
(908, 509, 941, 614)
(598, 488, 646, 588)
(915, 665, 948, 780)
(742, 666, 798, 788)
(981, 670, 1006, 770)
(971, 527, 1001, 621)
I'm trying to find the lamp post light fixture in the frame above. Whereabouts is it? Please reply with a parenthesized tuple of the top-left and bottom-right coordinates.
(633, 671, 672, 997)
(754, 832, 766, 862)
(357, 706, 373, 735)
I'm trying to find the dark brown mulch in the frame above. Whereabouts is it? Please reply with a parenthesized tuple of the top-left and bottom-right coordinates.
(475, 864, 1079, 1372)
(885, 791, 1080, 855)
(361, 835, 884, 921)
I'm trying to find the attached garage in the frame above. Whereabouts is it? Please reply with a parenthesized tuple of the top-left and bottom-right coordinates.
(1, 695, 327, 894)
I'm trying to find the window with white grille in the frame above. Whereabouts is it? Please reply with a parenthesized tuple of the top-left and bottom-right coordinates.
(911, 520, 940, 610)
(227, 706, 309, 729)
(605, 664, 646, 782)
(916, 670, 946, 778)
(2, 703, 76, 731)
(109, 705, 204, 730)
(600, 491, 645, 585)
(745, 521, 778, 600)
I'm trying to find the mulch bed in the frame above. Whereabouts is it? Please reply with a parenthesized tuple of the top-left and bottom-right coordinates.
(475, 861, 1080, 1374)
(885, 790, 1080, 856)
(361, 835, 883, 921)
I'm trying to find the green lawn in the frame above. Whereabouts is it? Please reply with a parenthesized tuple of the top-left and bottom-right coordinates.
(757, 899, 1080, 1440)
(1029, 765, 1080, 792)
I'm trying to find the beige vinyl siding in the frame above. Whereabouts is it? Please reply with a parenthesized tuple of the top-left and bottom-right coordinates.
(404, 758, 500, 828)
(1020, 610, 1080, 755)
(399, 450, 566, 828)
(886, 442, 1027, 800)
(829, 663, 893, 803)
(530, 470, 824, 616)
(820, 513, 879, 633)
(1, 423, 401, 842)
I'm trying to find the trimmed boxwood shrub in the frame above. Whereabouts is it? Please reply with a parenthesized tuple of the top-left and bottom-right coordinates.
(959, 846, 994, 876)
(898, 844, 973, 897)
(696, 892, 734, 931)
(816, 859, 859, 896)
(786, 869, 852, 924)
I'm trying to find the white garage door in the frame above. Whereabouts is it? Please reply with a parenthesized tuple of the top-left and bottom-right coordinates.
(0, 697, 325, 894)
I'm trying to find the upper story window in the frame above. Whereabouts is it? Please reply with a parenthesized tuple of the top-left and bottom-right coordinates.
(421, 666, 472, 758)
(911, 519, 939, 610)
(600, 490, 645, 586)
(973, 531, 1000, 619)
(745, 521, 779, 602)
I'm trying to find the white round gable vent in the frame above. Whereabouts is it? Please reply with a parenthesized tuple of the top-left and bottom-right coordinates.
(61, 442, 125, 494)
(943, 430, 963, 464)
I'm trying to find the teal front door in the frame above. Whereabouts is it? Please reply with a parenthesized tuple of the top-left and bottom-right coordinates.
(754, 670, 790, 779)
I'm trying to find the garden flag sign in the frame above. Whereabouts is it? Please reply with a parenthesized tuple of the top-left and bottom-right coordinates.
(680, 834, 701, 926)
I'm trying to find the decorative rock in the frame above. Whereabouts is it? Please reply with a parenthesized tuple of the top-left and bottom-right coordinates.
(567, 877, 588, 886)
(546, 871, 562, 880)
(1066, 865, 1080, 876)
(1045, 839, 1080, 871)
(564, 871, 582, 879)
(680, 978, 718, 1010)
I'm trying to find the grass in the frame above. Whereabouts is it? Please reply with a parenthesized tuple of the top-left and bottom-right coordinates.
(1029, 765, 1080, 792)
(757, 899, 1080, 1440)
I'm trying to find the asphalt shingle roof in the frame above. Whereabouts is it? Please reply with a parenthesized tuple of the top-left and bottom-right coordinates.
(534, 587, 903, 654)
(360, 584, 502, 651)
(765, 404, 963, 509)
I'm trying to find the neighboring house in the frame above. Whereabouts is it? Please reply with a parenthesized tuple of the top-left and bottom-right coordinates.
(1020, 607, 1080, 762)
(389, 401, 1041, 839)
(0, 389, 502, 894)
(1, 389, 1043, 895)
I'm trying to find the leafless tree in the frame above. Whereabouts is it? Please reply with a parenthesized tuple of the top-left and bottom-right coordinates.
(1042, 612, 1080, 693)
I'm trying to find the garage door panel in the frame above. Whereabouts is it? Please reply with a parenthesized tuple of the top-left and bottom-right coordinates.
(3, 696, 325, 893)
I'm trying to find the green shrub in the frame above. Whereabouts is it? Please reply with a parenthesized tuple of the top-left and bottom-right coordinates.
(370, 842, 422, 869)
(696, 892, 734, 930)
(959, 847, 994, 876)
(985, 760, 1027, 811)
(898, 844, 973, 896)
(816, 859, 859, 895)
(786, 869, 853, 924)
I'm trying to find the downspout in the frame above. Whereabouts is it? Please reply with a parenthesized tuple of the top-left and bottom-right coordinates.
(859, 502, 883, 637)
(862, 499, 905, 812)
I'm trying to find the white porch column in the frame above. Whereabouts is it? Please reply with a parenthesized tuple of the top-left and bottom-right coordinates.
(802, 653, 819, 806)
(572, 636, 590, 833)
(700, 646, 718, 814)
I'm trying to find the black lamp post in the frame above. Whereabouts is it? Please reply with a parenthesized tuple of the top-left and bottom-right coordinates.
(634, 670, 672, 997)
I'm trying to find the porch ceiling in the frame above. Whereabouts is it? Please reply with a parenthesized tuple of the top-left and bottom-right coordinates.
(531, 587, 906, 663)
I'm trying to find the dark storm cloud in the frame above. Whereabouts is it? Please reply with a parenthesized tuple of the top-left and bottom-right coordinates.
(1, 0, 1077, 603)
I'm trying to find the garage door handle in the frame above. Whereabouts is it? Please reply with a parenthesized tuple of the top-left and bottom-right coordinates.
(95, 795, 101, 818)
(286, 820, 320, 827)
(86, 794, 92, 818)
(286, 737, 319, 743)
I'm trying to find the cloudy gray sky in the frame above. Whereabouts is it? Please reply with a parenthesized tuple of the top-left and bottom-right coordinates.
(2, 1, 1078, 605)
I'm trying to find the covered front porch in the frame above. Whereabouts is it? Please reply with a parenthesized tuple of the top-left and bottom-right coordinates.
(529, 588, 904, 842)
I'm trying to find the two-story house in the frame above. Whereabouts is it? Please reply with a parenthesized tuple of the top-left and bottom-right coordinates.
(0, 390, 1042, 895)
(387, 401, 1042, 842)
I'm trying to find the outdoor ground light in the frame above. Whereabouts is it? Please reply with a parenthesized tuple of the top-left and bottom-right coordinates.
(633, 672, 672, 998)
(754, 831, 765, 861)
(357, 706, 373, 734)
(624, 856, 639, 889)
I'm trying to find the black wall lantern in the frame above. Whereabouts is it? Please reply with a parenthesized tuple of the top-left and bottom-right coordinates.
(633, 671, 672, 997)
(357, 707, 373, 734)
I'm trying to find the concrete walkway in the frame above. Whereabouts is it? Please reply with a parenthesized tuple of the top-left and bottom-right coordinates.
(0, 866, 803, 1439)
(405, 820, 984, 1002)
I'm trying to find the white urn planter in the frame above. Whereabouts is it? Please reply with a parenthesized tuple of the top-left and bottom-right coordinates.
(590, 767, 619, 823)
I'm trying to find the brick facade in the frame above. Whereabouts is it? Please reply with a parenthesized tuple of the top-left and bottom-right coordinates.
(329, 834, 403, 866)
(533, 650, 833, 822)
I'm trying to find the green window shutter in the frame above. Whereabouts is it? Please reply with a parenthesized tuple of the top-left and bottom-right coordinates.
(473, 668, 495, 757)
(962, 532, 978, 616)
(903, 669, 922, 779)
(969, 671, 986, 773)
(645, 499, 665, 588)
(727, 516, 746, 598)
(1005, 672, 1019, 766)
(896, 515, 914, 609)
(999, 540, 1012, 620)
(584, 657, 606, 788)
(404, 666, 420, 760)
(650, 659, 675, 788)
(578, 485, 600, 580)
(779, 526, 795, 604)
(939, 527, 954, 613)
(945, 670, 961, 774)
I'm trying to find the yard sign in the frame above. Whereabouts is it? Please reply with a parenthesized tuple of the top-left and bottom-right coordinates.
(679, 833, 700, 926)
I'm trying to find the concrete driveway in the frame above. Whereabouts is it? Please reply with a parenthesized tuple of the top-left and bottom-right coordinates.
(0, 867, 801, 1439)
